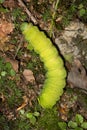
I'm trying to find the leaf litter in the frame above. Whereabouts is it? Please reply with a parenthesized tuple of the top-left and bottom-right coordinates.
(0, 0, 87, 129)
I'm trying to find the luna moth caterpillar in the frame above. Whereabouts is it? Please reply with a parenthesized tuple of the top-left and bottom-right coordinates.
(21, 23, 66, 108)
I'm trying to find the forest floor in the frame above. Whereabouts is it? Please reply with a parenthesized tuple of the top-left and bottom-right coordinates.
(0, 0, 87, 130)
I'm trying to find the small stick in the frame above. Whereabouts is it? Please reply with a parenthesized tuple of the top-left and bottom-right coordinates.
(18, 0, 37, 25)
(14, 37, 23, 58)
(49, 0, 60, 37)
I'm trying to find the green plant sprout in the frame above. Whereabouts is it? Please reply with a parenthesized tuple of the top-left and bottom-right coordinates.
(78, 4, 86, 17)
(0, 0, 4, 3)
(26, 111, 40, 125)
(19, 109, 40, 125)
(58, 114, 87, 130)
(0, 58, 16, 78)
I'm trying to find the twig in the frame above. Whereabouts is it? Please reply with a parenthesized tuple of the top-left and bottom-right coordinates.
(14, 37, 23, 58)
(49, 0, 60, 37)
(18, 0, 37, 25)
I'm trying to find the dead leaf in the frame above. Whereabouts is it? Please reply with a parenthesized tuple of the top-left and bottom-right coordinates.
(0, 51, 18, 72)
(59, 103, 69, 121)
(0, 20, 14, 39)
(5, 57, 19, 72)
(0, 19, 14, 50)
(23, 69, 35, 82)
(67, 59, 87, 91)
(3, 0, 16, 9)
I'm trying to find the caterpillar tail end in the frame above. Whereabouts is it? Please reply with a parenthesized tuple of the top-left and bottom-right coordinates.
(38, 97, 53, 109)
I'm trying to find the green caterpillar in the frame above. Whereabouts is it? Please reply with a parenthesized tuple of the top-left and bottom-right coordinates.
(21, 23, 66, 108)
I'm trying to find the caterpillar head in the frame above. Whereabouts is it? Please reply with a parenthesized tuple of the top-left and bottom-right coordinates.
(20, 22, 33, 32)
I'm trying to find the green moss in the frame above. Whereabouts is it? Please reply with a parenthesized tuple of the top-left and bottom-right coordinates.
(37, 108, 59, 130)
(8, 118, 31, 130)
